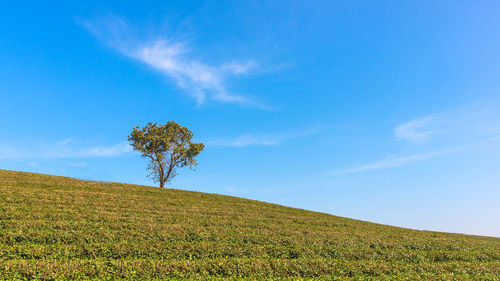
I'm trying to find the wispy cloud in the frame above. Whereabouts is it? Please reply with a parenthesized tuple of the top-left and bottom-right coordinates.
(0, 139, 131, 160)
(81, 16, 268, 108)
(394, 104, 500, 144)
(207, 128, 321, 147)
(394, 116, 442, 143)
(325, 148, 457, 175)
(221, 61, 258, 75)
(325, 103, 500, 176)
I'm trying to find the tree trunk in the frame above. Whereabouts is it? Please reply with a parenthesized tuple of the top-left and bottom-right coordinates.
(159, 169, 165, 188)
(164, 167, 172, 188)
(158, 159, 165, 188)
(162, 156, 174, 188)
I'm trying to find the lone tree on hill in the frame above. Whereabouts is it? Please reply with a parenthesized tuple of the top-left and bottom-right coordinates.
(128, 121, 205, 188)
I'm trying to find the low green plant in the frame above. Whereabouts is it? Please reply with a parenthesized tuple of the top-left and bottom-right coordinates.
(0, 170, 499, 280)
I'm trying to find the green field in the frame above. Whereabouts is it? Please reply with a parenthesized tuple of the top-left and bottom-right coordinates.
(0, 170, 499, 280)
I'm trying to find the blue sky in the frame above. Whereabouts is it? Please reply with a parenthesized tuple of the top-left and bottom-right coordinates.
(1, 1, 500, 237)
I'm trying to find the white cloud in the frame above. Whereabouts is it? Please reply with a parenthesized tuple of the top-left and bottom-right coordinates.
(0, 141, 131, 160)
(82, 16, 267, 107)
(221, 61, 258, 75)
(207, 128, 320, 147)
(325, 134, 500, 176)
(394, 116, 441, 143)
(326, 148, 457, 175)
(326, 103, 500, 176)
(394, 104, 500, 144)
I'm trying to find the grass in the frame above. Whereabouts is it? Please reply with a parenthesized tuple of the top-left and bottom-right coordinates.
(0, 169, 499, 280)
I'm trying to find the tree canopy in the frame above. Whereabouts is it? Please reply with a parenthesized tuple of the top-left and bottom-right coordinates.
(128, 121, 204, 187)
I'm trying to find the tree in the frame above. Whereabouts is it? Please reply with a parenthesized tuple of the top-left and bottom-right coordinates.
(128, 121, 204, 188)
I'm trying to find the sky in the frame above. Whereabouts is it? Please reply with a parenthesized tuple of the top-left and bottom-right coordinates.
(1, 0, 500, 237)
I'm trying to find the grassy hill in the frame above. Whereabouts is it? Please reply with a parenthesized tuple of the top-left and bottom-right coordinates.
(0, 170, 499, 280)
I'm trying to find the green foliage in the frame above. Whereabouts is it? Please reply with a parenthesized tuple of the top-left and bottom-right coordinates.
(128, 121, 204, 187)
(0, 170, 499, 280)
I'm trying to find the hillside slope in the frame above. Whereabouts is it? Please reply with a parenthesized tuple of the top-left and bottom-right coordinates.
(0, 170, 499, 280)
